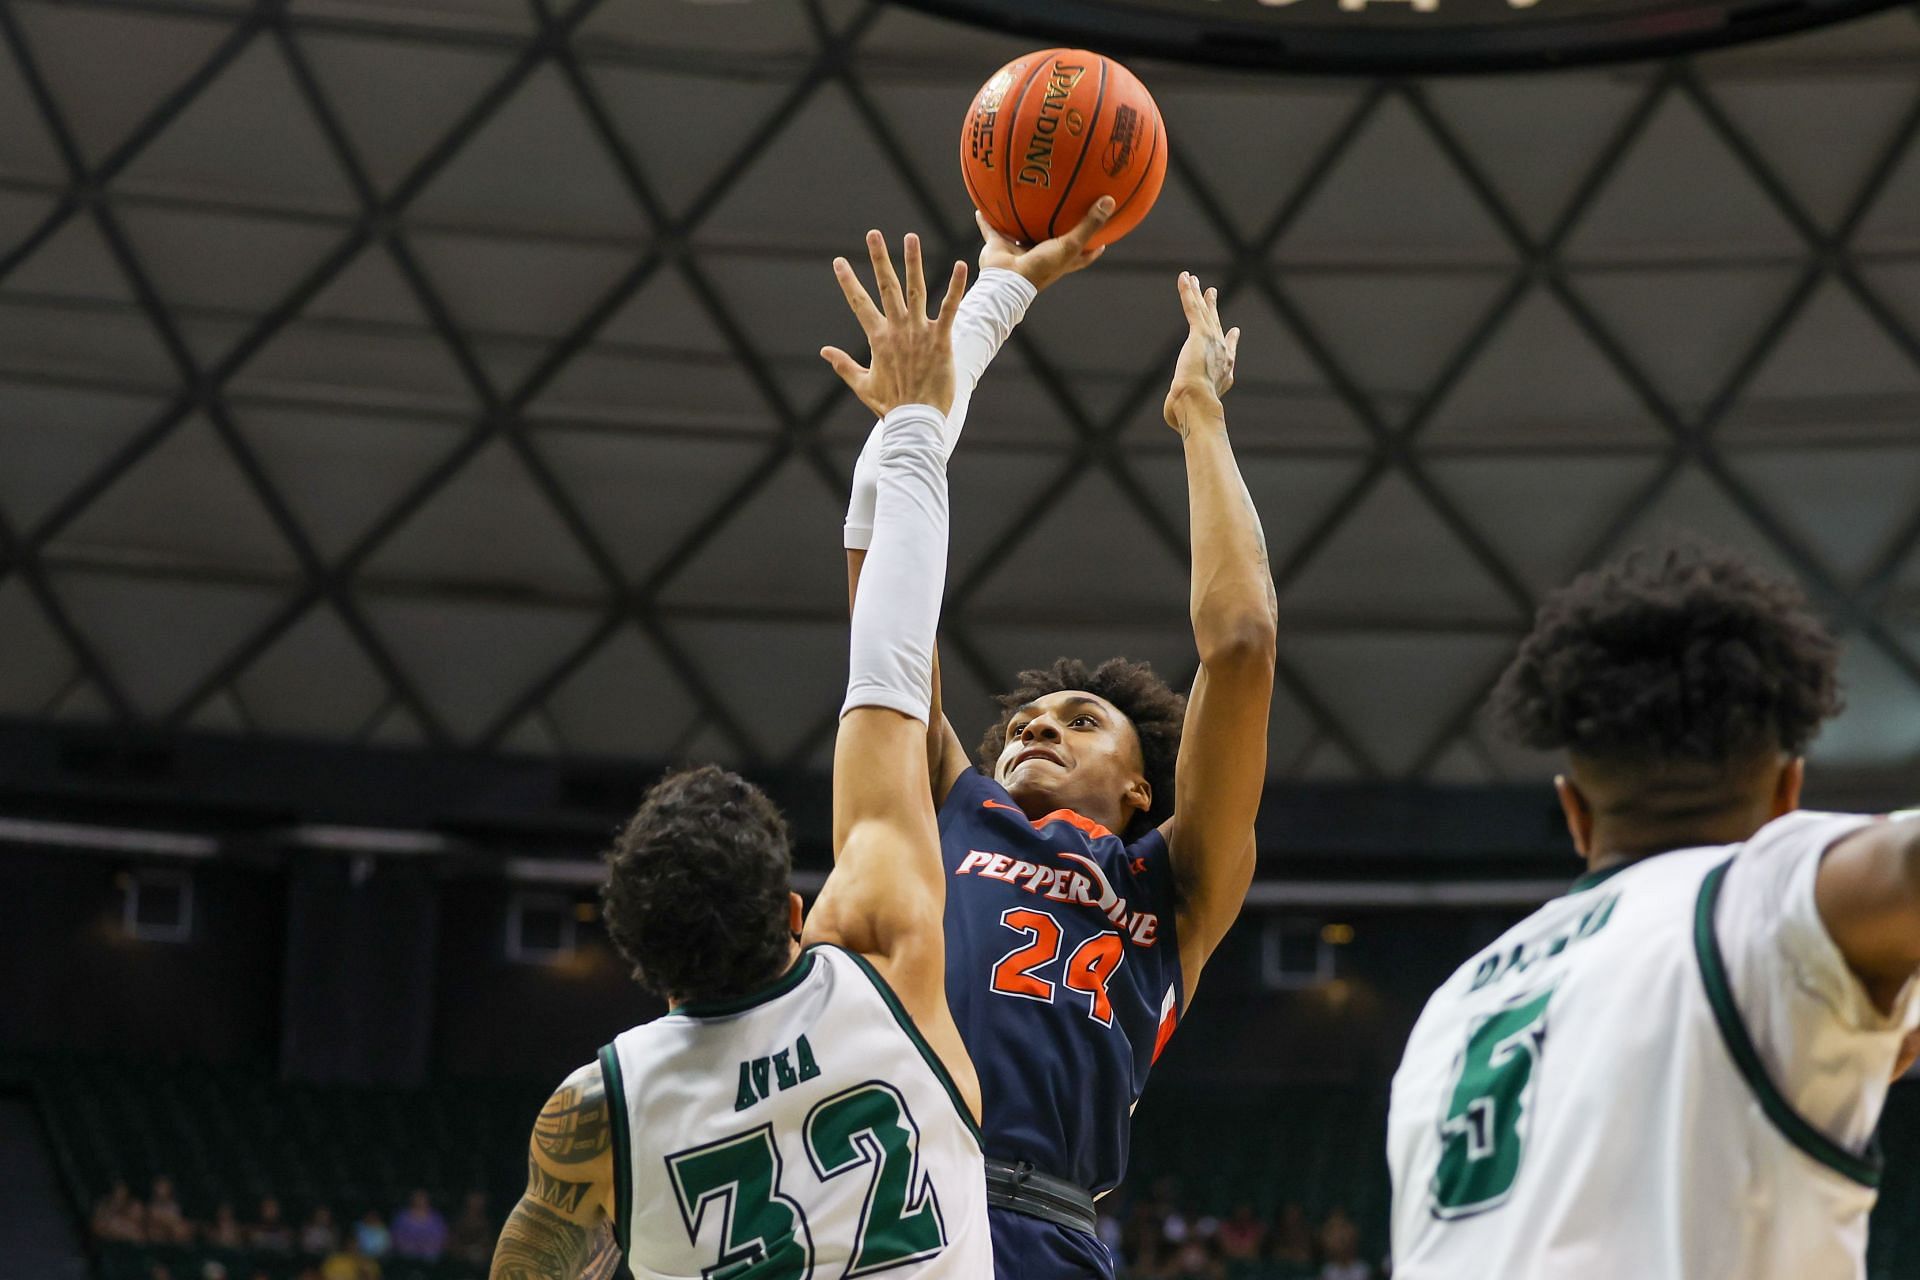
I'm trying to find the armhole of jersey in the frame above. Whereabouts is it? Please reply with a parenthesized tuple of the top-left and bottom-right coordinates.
(596, 1042, 635, 1268)
(811, 944, 985, 1149)
(1692, 858, 1884, 1188)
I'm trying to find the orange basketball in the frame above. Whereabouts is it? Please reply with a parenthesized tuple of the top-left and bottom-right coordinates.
(960, 49, 1167, 250)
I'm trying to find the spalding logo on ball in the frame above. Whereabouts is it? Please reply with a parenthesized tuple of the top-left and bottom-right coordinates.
(961, 49, 1167, 249)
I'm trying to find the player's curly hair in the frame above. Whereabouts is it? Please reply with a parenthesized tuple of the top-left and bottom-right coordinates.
(601, 765, 794, 1006)
(1490, 543, 1842, 765)
(979, 657, 1188, 833)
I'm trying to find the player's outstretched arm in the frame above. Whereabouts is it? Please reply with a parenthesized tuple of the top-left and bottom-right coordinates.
(808, 232, 982, 1118)
(840, 200, 1115, 807)
(1816, 815, 1920, 1016)
(1160, 272, 1279, 1006)
(492, 1061, 619, 1280)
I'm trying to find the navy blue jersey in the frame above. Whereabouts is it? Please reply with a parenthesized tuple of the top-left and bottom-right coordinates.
(938, 768, 1183, 1195)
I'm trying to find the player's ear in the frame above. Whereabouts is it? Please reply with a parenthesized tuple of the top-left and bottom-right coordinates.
(1555, 774, 1593, 860)
(1771, 756, 1805, 819)
(1124, 774, 1152, 822)
(788, 892, 805, 942)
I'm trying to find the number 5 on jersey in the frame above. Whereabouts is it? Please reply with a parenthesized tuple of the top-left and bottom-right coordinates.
(1431, 988, 1552, 1220)
(991, 908, 1125, 1025)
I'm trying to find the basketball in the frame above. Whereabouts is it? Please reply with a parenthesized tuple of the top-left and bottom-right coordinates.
(960, 48, 1168, 249)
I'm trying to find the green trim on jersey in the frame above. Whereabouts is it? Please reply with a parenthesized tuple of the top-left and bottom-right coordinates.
(596, 1043, 635, 1266)
(1566, 861, 1633, 896)
(814, 944, 985, 1149)
(677, 952, 818, 1019)
(1692, 858, 1883, 1188)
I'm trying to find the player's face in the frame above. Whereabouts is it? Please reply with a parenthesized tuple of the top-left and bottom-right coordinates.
(995, 690, 1149, 826)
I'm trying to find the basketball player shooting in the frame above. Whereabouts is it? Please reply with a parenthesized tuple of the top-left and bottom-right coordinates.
(826, 213, 1279, 1280)
(491, 240, 992, 1280)
(1386, 546, 1920, 1279)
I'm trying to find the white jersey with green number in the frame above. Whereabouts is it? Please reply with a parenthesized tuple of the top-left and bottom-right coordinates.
(598, 944, 990, 1280)
(1388, 810, 1920, 1280)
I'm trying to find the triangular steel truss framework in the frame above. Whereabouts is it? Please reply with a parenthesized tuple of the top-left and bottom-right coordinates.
(1, 0, 1918, 792)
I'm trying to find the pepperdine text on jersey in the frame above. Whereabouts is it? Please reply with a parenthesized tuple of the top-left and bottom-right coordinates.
(1468, 894, 1618, 993)
(955, 848, 1161, 947)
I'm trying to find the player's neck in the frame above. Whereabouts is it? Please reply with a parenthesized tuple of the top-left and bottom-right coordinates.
(665, 942, 804, 1013)
(1585, 810, 1772, 872)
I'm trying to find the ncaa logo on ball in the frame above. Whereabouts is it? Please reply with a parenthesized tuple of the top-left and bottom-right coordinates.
(1104, 104, 1141, 177)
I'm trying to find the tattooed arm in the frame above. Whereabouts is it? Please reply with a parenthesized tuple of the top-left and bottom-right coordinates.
(492, 1061, 622, 1280)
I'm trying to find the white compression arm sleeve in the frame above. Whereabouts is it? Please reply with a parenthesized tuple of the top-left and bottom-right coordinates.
(842, 404, 950, 723)
(844, 266, 1037, 550)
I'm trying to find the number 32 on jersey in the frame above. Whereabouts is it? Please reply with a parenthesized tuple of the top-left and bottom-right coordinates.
(1431, 987, 1553, 1220)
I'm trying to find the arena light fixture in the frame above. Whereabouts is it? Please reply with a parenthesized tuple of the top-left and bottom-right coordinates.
(889, 0, 1910, 72)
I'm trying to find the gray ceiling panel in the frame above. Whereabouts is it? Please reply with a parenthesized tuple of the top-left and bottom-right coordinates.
(408, 66, 648, 238)
(232, 605, 390, 739)
(295, 31, 517, 195)
(52, 414, 299, 576)
(3, 216, 133, 304)
(51, 571, 287, 715)
(0, 578, 76, 715)
(539, 626, 701, 760)
(232, 403, 467, 560)
(11, 0, 236, 166)
(0, 0, 1915, 788)
(0, 381, 164, 530)
(116, 39, 358, 214)
(1709, 75, 1917, 232)
(1571, 265, 1803, 413)
(1728, 445, 1920, 585)
(1279, 95, 1517, 267)
(1424, 453, 1669, 597)
(656, 459, 849, 610)
(364, 595, 600, 743)
(1564, 91, 1802, 263)
(1423, 74, 1649, 239)
(361, 439, 605, 597)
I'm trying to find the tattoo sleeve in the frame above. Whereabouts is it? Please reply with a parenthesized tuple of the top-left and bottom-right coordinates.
(527, 1155, 595, 1215)
(533, 1065, 612, 1164)
(491, 1200, 619, 1280)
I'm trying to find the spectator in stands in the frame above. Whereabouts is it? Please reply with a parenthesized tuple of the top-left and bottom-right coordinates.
(250, 1197, 293, 1253)
(147, 1266, 173, 1280)
(390, 1190, 447, 1261)
(322, 1237, 379, 1280)
(1318, 1207, 1371, 1280)
(145, 1176, 194, 1245)
(1121, 1198, 1170, 1277)
(206, 1203, 246, 1250)
(1272, 1203, 1315, 1270)
(1216, 1204, 1266, 1261)
(92, 1179, 146, 1243)
(353, 1210, 391, 1259)
(299, 1206, 339, 1256)
(1170, 1236, 1223, 1280)
(446, 1192, 493, 1267)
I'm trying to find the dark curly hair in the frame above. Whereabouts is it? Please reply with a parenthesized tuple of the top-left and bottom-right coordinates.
(979, 657, 1188, 833)
(1491, 544, 1842, 766)
(600, 766, 795, 1006)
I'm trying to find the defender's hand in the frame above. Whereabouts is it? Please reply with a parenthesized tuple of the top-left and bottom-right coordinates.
(976, 196, 1113, 291)
(1897, 1028, 1920, 1081)
(1163, 271, 1240, 434)
(823, 231, 967, 418)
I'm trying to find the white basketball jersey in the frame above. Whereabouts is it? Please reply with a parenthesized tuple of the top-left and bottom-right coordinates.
(599, 944, 991, 1280)
(1389, 810, 1920, 1280)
